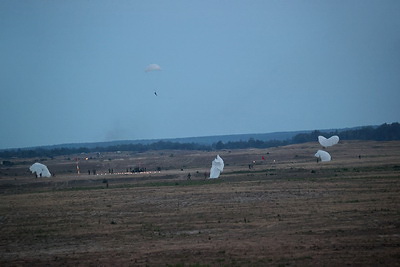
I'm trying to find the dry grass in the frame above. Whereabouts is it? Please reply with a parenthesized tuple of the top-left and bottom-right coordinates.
(1, 141, 400, 266)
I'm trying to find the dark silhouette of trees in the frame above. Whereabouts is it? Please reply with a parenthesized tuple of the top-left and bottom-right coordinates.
(312, 123, 400, 142)
(1, 123, 399, 159)
(292, 130, 322, 144)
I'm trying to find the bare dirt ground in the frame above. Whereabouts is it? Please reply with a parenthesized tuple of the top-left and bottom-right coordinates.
(1, 141, 400, 266)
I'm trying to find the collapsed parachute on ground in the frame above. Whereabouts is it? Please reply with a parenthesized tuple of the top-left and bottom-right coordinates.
(318, 135, 339, 147)
(145, 64, 161, 72)
(314, 150, 331, 162)
(29, 163, 51, 177)
(209, 155, 224, 178)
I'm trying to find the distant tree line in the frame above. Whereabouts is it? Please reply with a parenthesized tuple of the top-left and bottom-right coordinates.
(1, 123, 399, 159)
(291, 122, 400, 143)
(213, 138, 290, 150)
(0, 141, 210, 159)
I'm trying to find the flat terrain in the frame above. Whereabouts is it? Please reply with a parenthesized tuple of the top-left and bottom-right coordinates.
(1, 141, 400, 266)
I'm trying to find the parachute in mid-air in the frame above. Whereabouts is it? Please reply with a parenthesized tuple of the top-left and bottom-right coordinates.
(29, 163, 51, 177)
(209, 155, 224, 178)
(314, 150, 331, 162)
(145, 63, 162, 95)
(145, 63, 161, 72)
(318, 135, 339, 147)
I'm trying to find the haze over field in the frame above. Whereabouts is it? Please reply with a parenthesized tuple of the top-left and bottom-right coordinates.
(1, 0, 399, 149)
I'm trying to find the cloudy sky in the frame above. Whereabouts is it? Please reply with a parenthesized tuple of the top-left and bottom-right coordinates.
(1, 0, 399, 149)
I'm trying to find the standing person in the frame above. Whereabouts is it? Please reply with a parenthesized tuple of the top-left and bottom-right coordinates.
(187, 173, 191, 180)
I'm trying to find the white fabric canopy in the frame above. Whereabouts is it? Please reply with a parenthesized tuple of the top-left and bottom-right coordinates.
(29, 162, 51, 177)
(315, 150, 331, 162)
(145, 63, 161, 72)
(318, 135, 339, 147)
(209, 155, 224, 178)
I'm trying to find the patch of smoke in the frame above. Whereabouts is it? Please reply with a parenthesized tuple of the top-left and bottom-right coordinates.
(103, 120, 151, 142)
(104, 122, 129, 142)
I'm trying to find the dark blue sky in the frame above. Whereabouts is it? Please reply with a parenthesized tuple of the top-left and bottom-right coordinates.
(1, 0, 399, 149)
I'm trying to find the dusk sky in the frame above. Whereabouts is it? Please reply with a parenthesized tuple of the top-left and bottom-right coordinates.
(1, 0, 399, 149)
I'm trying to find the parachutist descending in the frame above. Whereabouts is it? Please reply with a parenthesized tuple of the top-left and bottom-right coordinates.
(145, 64, 161, 96)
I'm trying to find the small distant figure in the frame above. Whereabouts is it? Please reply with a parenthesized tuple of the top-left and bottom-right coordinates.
(358, 155, 362, 159)
(88, 170, 91, 175)
(154, 91, 158, 96)
(204, 172, 208, 179)
(187, 173, 191, 180)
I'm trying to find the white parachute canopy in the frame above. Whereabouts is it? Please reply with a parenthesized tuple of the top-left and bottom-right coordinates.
(29, 163, 51, 177)
(209, 155, 224, 179)
(145, 63, 161, 72)
(145, 63, 162, 95)
(318, 135, 339, 147)
(315, 150, 331, 162)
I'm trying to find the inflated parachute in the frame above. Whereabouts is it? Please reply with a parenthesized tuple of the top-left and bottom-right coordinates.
(314, 150, 331, 162)
(29, 163, 51, 177)
(145, 63, 162, 95)
(318, 135, 339, 147)
(209, 155, 224, 178)
(145, 63, 161, 72)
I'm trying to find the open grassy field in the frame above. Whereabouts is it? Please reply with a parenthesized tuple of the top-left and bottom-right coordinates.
(1, 141, 400, 266)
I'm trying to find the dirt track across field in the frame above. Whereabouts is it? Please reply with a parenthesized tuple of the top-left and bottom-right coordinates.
(1, 141, 400, 266)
